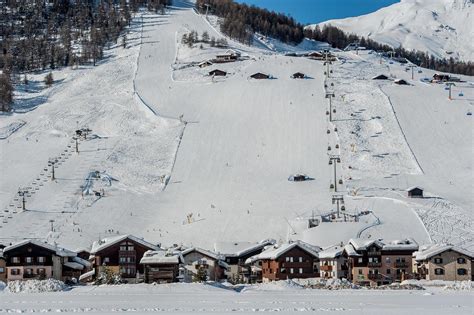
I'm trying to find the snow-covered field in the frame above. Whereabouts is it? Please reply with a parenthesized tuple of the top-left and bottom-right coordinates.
(0, 0, 472, 256)
(0, 281, 473, 314)
(311, 0, 474, 61)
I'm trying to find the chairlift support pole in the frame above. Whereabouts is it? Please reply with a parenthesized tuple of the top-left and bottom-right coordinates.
(332, 195, 344, 219)
(446, 82, 455, 100)
(329, 155, 341, 192)
(326, 92, 335, 122)
(408, 65, 416, 80)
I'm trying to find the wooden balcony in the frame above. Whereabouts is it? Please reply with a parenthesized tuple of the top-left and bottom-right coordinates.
(368, 273, 382, 280)
(367, 251, 381, 256)
(368, 262, 382, 267)
(320, 265, 333, 271)
(395, 262, 409, 268)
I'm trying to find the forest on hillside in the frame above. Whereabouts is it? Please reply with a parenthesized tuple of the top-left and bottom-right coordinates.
(0, 0, 171, 111)
(195, 0, 473, 76)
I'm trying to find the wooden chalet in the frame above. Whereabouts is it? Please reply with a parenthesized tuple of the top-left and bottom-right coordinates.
(406, 186, 423, 198)
(292, 72, 306, 79)
(372, 74, 389, 80)
(140, 250, 183, 283)
(90, 235, 160, 281)
(181, 247, 227, 282)
(394, 79, 409, 85)
(250, 72, 270, 80)
(0, 250, 6, 282)
(197, 60, 213, 68)
(246, 241, 321, 283)
(345, 238, 418, 286)
(214, 240, 275, 283)
(2, 240, 90, 283)
(413, 244, 473, 281)
(318, 244, 349, 279)
(209, 69, 227, 77)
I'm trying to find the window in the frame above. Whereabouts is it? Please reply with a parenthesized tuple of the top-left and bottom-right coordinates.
(37, 257, 46, 263)
(299, 268, 303, 274)
(434, 268, 444, 275)
(299, 257, 303, 263)
(285, 257, 289, 262)
(280, 268, 286, 273)
(457, 269, 467, 275)
(12, 257, 20, 263)
(358, 258, 363, 263)
(10, 268, 20, 275)
(386, 269, 391, 274)
(104, 257, 110, 263)
(119, 257, 126, 263)
(120, 246, 127, 251)
(290, 268, 294, 274)
(0, 267, 4, 273)
(457, 257, 466, 264)
(289, 257, 294, 263)
(37, 268, 45, 275)
(358, 269, 363, 275)
(434, 257, 443, 264)
(368, 257, 373, 263)
(26, 257, 33, 263)
(385, 257, 391, 263)
(25, 268, 33, 275)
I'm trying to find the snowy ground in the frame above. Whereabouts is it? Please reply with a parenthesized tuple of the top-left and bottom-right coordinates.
(0, 282, 473, 314)
(0, 0, 472, 252)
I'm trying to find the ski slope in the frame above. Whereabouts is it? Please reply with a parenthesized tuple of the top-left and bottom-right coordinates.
(0, 0, 472, 252)
(310, 0, 474, 61)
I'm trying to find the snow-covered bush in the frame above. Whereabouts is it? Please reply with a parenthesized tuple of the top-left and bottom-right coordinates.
(94, 266, 122, 285)
(5, 279, 68, 293)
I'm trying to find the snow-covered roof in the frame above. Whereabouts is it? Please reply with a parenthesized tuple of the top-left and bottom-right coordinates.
(90, 235, 159, 254)
(319, 244, 344, 259)
(214, 239, 275, 258)
(348, 238, 384, 251)
(72, 256, 92, 268)
(181, 247, 221, 260)
(140, 250, 182, 265)
(346, 238, 418, 254)
(3, 240, 76, 257)
(79, 269, 95, 281)
(382, 239, 419, 251)
(343, 244, 361, 257)
(245, 241, 321, 264)
(406, 186, 424, 191)
(63, 261, 85, 270)
(414, 244, 474, 261)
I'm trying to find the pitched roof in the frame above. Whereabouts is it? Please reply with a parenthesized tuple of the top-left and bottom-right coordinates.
(140, 250, 182, 265)
(181, 247, 221, 260)
(245, 241, 321, 264)
(414, 244, 474, 261)
(214, 239, 275, 258)
(346, 238, 418, 254)
(319, 244, 344, 259)
(90, 235, 159, 254)
(3, 240, 76, 257)
(406, 186, 424, 191)
(382, 239, 419, 251)
(348, 238, 384, 251)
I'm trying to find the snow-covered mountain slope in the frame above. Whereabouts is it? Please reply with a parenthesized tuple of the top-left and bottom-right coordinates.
(309, 0, 474, 61)
(0, 0, 472, 252)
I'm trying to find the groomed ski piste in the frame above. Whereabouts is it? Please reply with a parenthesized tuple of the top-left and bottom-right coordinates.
(0, 0, 473, 275)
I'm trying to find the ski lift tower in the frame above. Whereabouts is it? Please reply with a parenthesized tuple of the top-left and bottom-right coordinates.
(329, 155, 341, 192)
(48, 158, 58, 181)
(17, 187, 29, 211)
(407, 64, 416, 80)
(326, 91, 335, 122)
(446, 82, 455, 100)
(332, 194, 345, 219)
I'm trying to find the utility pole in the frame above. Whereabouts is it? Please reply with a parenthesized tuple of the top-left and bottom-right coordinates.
(332, 195, 345, 219)
(329, 155, 341, 192)
(446, 82, 455, 100)
(48, 158, 58, 180)
(323, 49, 332, 78)
(408, 65, 416, 80)
(49, 219, 55, 232)
(326, 92, 335, 122)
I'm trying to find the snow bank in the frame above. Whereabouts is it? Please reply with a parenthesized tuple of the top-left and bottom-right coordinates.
(241, 279, 305, 292)
(372, 283, 425, 290)
(295, 278, 361, 290)
(5, 279, 69, 293)
(402, 279, 473, 291)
